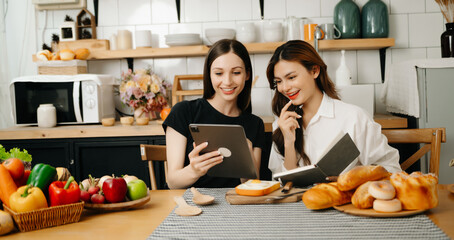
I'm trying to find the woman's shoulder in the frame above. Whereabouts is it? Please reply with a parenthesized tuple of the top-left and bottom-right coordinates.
(332, 99, 373, 122)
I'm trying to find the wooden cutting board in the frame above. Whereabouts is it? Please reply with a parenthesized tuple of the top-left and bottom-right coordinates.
(58, 39, 110, 52)
(225, 187, 305, 205)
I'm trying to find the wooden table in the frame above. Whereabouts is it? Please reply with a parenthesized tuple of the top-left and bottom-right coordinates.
(4, 185, 453, 239)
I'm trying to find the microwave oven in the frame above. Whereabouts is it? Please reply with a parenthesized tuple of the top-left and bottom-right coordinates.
(10, 74, 116, 126)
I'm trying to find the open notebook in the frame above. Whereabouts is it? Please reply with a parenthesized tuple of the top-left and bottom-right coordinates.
(272, 132, 360, 187)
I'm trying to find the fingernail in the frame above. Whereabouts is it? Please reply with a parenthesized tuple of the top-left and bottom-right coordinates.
(297, 115, 302, 118)
(204, 142, 208, 146)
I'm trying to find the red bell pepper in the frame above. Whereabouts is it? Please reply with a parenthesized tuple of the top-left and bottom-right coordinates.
(48, 176, 81, 206)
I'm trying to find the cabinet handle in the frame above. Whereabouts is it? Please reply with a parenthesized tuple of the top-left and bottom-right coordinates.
(70, 159, 74, 165)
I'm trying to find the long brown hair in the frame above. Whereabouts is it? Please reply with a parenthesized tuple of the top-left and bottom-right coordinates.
(203, 39, 253, 113)
(266, 40, 339, 165)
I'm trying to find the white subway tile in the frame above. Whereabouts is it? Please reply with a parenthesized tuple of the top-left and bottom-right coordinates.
(133, 59, 155, 70)
(251, 87, 273, 116)
(390, 0, 424, 14)
(262, 0, 286, 20)
(374, 83, 387, 114)
(98, 0, 119, 26)
(389, 14, 408, 48)
(184, 0, 218, 22)
(321, 0, 338, 18)
(219, 0, 252, 21)
(100, 26, 118, 41)
(409, 13, 443, 48)
(119, 0, 151, 25)
(169, 22, 202, 34)
(390, 48, 427, 63)
(53, 9, 79, 29)
(187, 56, 205, 74)
(426, 0, 441, 12)
(287, 0, 320, 18)
(87, 60, 122, 76)
(153, 58, 188, 86)
(252, 54, 272, 88)
(427, 47, 442, 59)
(152, 0, 179, 24)
(357, 50, 381, 84)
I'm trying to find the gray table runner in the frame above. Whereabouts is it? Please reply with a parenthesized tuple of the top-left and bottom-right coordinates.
(148, 188, 449, 239)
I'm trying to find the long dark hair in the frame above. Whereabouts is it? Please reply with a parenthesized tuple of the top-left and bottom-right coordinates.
(266, 40, 339, 165)
(203, 39, 253, 113)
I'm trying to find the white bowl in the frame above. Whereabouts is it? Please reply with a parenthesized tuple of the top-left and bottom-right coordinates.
(205, 28, 235, 45)
(236, 23, 256, 43)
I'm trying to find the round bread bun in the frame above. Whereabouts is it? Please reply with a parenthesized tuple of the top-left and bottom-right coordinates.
(36, 50, 52, 61)
(75, 48, 90, 60)
(390, 171, 438, 210)
(337, 165, 389, 191)
(60, 49, 75, 61)
(51, 52, 60, 61)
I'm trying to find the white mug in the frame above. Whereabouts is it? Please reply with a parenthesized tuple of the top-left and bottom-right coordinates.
(135, 30, 152, 48)
(321, 23, 341, 40)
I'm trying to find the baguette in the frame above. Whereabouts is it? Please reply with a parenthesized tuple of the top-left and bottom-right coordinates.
(337, 165, 389, 191)
(302, 182, 353, 210)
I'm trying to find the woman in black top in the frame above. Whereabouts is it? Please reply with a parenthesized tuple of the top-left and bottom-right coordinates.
(163, 39, 265, 189)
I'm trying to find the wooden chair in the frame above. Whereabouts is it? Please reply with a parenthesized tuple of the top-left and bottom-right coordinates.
(382, 127, 446, 177)
(140, 144, 168, 190)
(172, 74, 203, 106)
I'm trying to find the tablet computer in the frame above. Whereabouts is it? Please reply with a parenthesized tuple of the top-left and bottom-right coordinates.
(189, 123, 257, 179)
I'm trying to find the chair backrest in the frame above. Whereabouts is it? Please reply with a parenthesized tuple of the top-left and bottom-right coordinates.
(140, 144, 167, 190)
(172, 74, 203, 106)
(382, 127, 446, 177)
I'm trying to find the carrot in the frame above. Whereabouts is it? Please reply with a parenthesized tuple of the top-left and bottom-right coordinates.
(0, 164, 17, 207)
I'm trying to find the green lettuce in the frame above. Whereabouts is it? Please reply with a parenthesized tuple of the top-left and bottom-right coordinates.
(0, 144, 33, 162)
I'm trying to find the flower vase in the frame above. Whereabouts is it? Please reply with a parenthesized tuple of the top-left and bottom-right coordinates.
(362, 0, 389, 38)
(441, 23, 454, 58)
(134, 107, 158, 120)
(333, 0, 361, 39)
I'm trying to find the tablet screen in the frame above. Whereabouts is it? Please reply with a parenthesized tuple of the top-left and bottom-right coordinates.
(189, 124, 257, 179)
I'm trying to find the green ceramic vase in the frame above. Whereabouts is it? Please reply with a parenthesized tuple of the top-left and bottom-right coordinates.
(334, 0, 361, 39)
(362, 0, 389, 38)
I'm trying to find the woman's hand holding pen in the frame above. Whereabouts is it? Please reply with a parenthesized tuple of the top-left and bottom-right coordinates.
(277, 101, 301, 145)
(188, 142, 223, 177)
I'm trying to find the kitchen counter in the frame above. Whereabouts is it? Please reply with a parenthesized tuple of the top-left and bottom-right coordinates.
(3, 185, 453, 239)
(0, 115, 407, 140)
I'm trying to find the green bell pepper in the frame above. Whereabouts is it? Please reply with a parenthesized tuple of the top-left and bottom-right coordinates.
(26, 163, 57, 192)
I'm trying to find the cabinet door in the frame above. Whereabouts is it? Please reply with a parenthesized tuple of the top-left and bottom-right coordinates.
(74, 139, 149, 186)
(0, 140, 72, 171)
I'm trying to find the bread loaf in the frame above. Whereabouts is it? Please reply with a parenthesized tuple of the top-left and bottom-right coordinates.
(351, 181, 375, 209)
(302, 182, 353, 210)
(390, 171, 438, 210)
(337, 165, 389, 191)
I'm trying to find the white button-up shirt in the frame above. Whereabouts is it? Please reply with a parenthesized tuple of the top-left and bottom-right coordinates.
(268, 93, 402, 175)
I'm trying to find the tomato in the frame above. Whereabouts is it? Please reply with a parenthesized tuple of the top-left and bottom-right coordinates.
(160, 107, 171, 121)
(2, 158, 24, 180)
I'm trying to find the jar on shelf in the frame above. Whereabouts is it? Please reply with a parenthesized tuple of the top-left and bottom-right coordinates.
(333, 0, 361, 39)
(362, 0, 389, 38)
(441, 23, 454, 58)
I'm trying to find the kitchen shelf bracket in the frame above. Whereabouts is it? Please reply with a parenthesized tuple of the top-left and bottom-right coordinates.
(127, 58, 134, 71)
(380, 47, 388, 83)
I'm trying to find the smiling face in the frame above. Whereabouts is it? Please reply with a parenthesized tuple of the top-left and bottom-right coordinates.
(273, 60, 323, 107)
(210, 52, 249, 105)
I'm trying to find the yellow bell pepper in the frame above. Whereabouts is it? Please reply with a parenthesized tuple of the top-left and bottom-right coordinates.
(9, 185, 48, 213)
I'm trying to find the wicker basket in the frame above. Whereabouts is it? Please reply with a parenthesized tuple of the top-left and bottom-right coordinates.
(2, 201, 84, 232)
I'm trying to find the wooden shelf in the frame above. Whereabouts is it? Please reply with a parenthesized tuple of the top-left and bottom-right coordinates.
(32, 38, 394, 61)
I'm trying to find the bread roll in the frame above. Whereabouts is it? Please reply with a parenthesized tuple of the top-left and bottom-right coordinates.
(337, 165, 389, 191)
(60, 49, 75, 61)
(302, 182, 353, 210)
(390, 171, 438, 210)
(36, 50, 52, 61)
(351, 181, 375, 209)
(75, 48, 90, 60)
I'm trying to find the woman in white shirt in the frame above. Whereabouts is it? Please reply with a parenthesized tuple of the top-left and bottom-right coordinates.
(267, 40, 401, 177)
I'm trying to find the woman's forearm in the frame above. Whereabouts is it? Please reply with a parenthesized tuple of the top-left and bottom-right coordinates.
(166, 165, 201, 189)
(283, 143, 299, 170)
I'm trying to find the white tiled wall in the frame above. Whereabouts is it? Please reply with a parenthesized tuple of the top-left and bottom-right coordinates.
(34, 0, 445, 117)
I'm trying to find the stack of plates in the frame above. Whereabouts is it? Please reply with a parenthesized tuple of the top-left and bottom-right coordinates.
(165, 33, 202, 46)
